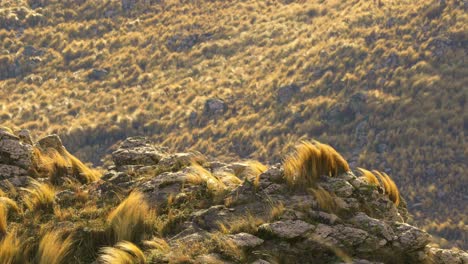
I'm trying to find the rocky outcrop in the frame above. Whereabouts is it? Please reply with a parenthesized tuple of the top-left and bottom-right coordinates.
(0, 127, 32, 180)
(93, 136, 467, 264)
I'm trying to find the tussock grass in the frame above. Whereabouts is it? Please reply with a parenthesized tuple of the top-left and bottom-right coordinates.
(0, 229, 26, 264)
(0, 197, 20, 237)
(244, 160, 268, 189)
(186, 163, 226, 195)
(31, 147, 100, 184)
(107, 191, 155, 243)
(99, 241, 146, 264)
(22, 179, 55, 213)
(357, 168, 400, 206)
(284, 141, 350, 188)
(309, 187, 337, 213)
(36, 231, 73, 264)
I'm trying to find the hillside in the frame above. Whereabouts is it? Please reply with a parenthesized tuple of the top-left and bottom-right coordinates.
(0, 0, 466, 249)
(1, 128, 467, 263)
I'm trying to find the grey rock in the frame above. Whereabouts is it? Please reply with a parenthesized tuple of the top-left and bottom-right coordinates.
(37, 134, 64, 151)
(427, 247, 468, 264)
(259, 220, 314, 239)
(204, 98, 227, 116)
(228, 232, 264, 248)
(350, 212, 394, 241)
(394, 223, 431, 251)
(112, 137, 165, 167)
(88, 68, 108, 80)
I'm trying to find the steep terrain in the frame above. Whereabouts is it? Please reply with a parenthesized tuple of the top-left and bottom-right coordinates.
(1, 128, 467, 263)
(0, 0, 466, 248)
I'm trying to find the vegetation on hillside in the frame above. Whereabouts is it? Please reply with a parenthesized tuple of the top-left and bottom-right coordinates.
(0, 0, 466, 248)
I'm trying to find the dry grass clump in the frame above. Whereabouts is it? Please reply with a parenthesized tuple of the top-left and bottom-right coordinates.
(309, 187, 337, 213)
(284, 141, 350, 188)
(22, 179, 55, 213)
(31, 147, 100, 184)
(357, 168, 400, 206)
(0, 197, 20, 237)
(35, 231, 73, 264)
(244, 160, 268, 189)
(0, 230, 26, 264)
(98, 241, 146, 264)
(186, 163, 226, 195)
(107, 191, 155, 243)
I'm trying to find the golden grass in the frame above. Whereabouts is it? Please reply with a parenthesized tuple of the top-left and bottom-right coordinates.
(244, 160, 268, 189)
(309, 187, 337, 213)
(0, 197, 20, 237)
(36, 231, 73, 264)
(284, 141, 350, 188)
(357, 168, 400, 206)
(0, 230, 26, 264)
(107, 191, 155, 243)
(31, 147, 100, 184)
(186, 163, 226, 195)
(22, 179, 55, 213)
(218, 213, 265, 235)
(99, 241, 146, 264)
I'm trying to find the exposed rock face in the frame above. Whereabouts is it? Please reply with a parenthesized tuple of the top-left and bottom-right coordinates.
(111, 136, 165, 169)
(94, 137, 467, 264)
(1, 132, 466, 263)
(204, 98, 227, 116)
(0, 128, 32, 179)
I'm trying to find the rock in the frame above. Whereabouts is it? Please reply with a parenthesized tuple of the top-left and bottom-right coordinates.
(204, 98, 227, 116)
(277, 84, 300, 104)
(37, 134, 64, 151)
(0, 130, 33, 179)
(394, 223, 431, 251)
(228, 233, 264, 248)
(259, 220, 314, 239)
(350, 213, 394, 241)
(18, 129, 33, 144)
(88, 68, 108, 80)
(112, 137, 165, 168)
(427, 247, 468, 264)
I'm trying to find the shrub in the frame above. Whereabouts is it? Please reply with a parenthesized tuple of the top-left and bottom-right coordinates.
(284, 141, 350, 188)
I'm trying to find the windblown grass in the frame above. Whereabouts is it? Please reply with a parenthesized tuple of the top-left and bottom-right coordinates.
(31, 147, 100, 184)
(0, 197, 20, 237)
(36, 231, 73, 264)
(22, 179, 55, 213)
(358, 168, 400, 206)
(0, 230, 26, 264)
(284, 141, 349, 188)
(98, 241, 146, 264)
(107, 191, 155, 243)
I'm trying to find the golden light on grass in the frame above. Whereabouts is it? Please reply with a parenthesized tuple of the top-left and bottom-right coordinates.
(358, 168, 400, 206)
(99, 241, 146, 264)
(107, 191, 155, 243)
(31, 147, 100, 184)
(186, 163, 226, 195)
(0, 197, 20, 237)
(0, 229, 25, 264)
(284, 141, 350, 188)
(22, 179, 55, 213)
(36, 231, 73, 264)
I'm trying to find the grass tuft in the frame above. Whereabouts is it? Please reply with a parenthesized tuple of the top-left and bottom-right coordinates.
(357, 168, 400, 206)
(36, 231, 73, 264)
(22, 180, 55, 213)
(99, 241, 146, 264)
(107, 191, 155, 243)
(284, 141, 350, 188)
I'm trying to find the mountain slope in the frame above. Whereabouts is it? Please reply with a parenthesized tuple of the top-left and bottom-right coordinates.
(0, 0, 466, 248)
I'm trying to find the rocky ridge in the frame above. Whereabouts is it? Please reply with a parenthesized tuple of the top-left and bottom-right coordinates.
(0, 130, 466, 263)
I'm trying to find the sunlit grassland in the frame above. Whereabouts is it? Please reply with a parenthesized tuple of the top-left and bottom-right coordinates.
(0, 0, 466, 248)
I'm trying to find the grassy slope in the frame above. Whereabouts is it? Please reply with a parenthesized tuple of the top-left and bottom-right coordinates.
(0, 0, 466, 247)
